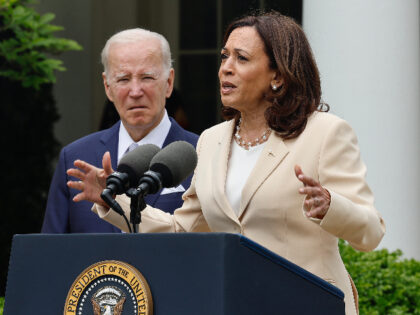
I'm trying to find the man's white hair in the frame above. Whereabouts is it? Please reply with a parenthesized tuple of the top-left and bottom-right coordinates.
(101, 28, 172, 77)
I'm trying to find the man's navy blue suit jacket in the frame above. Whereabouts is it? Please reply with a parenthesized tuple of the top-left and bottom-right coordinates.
(41, 118, 198, 233)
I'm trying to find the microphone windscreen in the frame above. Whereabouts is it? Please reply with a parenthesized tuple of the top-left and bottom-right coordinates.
(149, 141, 197, 188)
(117, 144, 160, 188)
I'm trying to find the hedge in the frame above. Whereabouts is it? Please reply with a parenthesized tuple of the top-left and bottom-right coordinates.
(339, 240, 420, 314)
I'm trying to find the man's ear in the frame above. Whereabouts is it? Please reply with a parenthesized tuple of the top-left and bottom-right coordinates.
(102, 72, 113, 102)
(165, 68, 175, 98)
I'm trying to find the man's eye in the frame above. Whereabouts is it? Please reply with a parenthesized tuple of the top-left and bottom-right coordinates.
(117, 78, 128, 82)
(142, 76, 157, 81)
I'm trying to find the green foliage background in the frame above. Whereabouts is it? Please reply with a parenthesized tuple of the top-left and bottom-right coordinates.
(0, 0, 81, 88)
(0, 0, 81, 296)
(339, 240, 420, 314)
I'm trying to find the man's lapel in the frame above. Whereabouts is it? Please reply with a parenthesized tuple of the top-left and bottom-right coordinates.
(99, 121, 121, 232)
(145, 118, 179, 206)
(99, 121, 120, 170)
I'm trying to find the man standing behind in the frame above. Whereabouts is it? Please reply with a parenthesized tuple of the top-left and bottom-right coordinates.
(42, 28, 198, 233)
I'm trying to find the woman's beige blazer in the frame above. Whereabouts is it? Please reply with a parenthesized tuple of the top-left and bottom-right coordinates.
(95, 111, 385, 315)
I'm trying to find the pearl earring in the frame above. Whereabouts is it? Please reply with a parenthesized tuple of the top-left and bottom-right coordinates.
(272, 85, 277, 91)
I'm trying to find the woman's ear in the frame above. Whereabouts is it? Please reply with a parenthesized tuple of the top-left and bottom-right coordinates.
(270, 73, 284, 91)
(271, 72, 284, 89)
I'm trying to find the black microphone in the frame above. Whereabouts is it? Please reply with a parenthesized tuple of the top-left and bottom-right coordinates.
(101, 144, 160, 214)
(137, 141, 198, 196)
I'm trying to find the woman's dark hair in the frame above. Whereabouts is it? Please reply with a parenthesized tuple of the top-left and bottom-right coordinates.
(221, 11, 328, 140)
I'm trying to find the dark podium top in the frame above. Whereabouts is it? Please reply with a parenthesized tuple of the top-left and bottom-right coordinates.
(5, 233, 344, 314)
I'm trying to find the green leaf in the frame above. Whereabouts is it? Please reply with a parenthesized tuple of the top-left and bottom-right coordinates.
(38, 12, 54, 25)
(0, 0, 82, 89)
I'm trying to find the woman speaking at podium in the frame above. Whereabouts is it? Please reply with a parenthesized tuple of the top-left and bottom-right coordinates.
(68, 12, 385, 315)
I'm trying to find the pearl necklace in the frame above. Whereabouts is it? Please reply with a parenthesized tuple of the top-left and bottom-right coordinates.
(234, 118, 271, 150)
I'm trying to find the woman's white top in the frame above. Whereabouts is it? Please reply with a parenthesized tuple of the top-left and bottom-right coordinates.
(225, 140, 266, 216)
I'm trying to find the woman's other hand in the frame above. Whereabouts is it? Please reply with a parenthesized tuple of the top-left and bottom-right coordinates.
(295, 165, 331, 219)
(66, 152, 114, 207)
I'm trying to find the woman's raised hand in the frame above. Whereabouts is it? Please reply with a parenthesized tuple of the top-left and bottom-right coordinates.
(295, 165, 331, 220)
(66, 152, 114, 208)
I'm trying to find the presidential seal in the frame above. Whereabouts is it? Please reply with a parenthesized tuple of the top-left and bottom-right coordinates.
(64, 260, 153, 315)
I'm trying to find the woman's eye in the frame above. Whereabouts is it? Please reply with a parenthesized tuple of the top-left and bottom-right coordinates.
(220, 53, 228, 60)
(238, 55, 248, 61)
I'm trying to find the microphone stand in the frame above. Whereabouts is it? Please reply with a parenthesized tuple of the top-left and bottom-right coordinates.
(126, 171, 162, 233)
(125, 188, 147, 233)
(101, 189, 133, 233)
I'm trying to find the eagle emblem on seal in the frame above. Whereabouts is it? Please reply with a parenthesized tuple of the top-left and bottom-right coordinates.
(91, 286, 126, 315)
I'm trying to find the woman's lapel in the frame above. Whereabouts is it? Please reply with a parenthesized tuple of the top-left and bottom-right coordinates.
(238, 133, 289, 218)
(211, 120, 241, 224)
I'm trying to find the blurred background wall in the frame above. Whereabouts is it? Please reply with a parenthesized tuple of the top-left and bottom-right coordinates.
(303, 0, 420, 260)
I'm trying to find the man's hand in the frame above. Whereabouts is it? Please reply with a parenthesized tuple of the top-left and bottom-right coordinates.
(67, 152, 114, 208)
